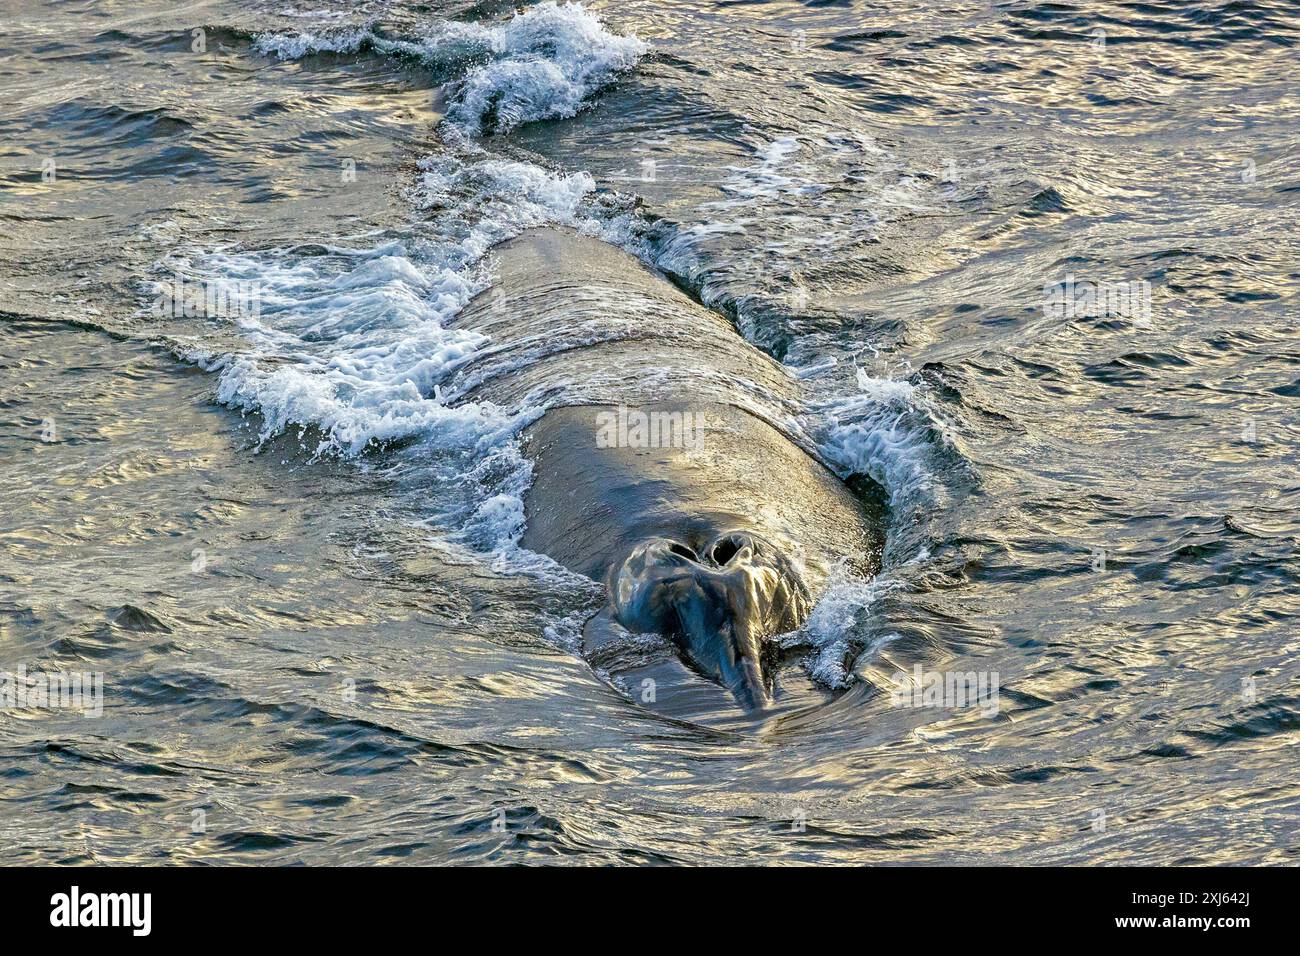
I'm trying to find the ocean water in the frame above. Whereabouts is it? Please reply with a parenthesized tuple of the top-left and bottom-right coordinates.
(1, 0, 1297, 864)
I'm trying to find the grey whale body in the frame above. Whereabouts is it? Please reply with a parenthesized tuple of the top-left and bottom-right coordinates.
(450, 228, 883, 715)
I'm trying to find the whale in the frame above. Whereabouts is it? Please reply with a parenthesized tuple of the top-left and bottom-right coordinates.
(447, 228, 883, 713)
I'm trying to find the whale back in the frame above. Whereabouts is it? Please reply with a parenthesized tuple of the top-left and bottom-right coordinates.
(446, 228, 797, 413)
(449, 228, 886, 717)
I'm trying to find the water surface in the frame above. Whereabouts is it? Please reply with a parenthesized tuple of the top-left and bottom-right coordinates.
(1, 0, 1298, 864)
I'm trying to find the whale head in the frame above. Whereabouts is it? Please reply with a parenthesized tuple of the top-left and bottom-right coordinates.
(610, 532, 811, 710)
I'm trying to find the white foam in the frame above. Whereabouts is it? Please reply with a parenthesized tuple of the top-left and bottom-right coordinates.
(781, 565, 901, 689)
(411, 151, 598, 255)
(256, 2, 647, 136)
(254, 25, 372, 59)
(171, 239, 498, 455)
(715, 135, 820, 203)
(813, 367, 944, 510)
(441, 3, 647, 136)
(275, 7, 351, 21)
(161, 151, 612, 549)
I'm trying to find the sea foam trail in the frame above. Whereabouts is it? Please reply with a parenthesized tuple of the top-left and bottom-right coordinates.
(255, 1, 647, 136)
